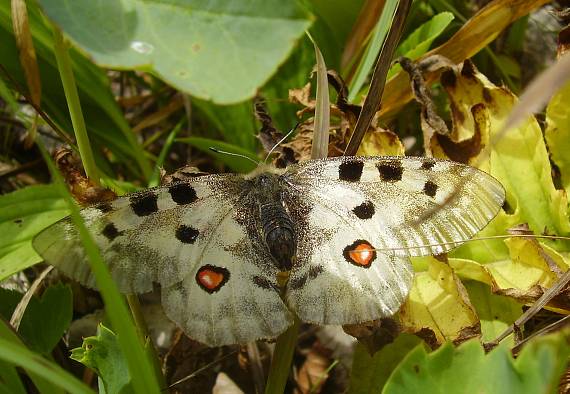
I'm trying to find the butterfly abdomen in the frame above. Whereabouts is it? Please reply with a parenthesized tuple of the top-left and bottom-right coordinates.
(259, 202, 296, 272)
(254, 173, 297, 272)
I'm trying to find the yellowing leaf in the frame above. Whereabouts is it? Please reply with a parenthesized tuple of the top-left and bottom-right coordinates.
(545, 80, 570, 198)
(399, 257, 479, 346)
(426, 61, 570, 266)
(488, 238, 568, 292)
(451, 239, 570, 311)
(357, 128, 405, 156)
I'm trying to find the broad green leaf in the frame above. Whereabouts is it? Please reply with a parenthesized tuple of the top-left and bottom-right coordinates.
(348, 334, 423, 394)
(0, 362, 26, 394)
(463, 281, 521, 344)
(384, 331, 570, 394)
(178, 136, 258, 173)
(71, 324, 133, 394)
(387, 12, 454, 78)
(0, 185, 68, 281)
(0, 1, 151, 179)
(18, 283, 73, 355)
(38, 0, 312, 104)
(308, 0, 364, 69)
(545, 80, 570, 198)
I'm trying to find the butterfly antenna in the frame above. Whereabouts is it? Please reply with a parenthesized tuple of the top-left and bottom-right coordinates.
(263, 122, 301, 164)
(366, 234, 570, 253)
(209, 147, 260, 166)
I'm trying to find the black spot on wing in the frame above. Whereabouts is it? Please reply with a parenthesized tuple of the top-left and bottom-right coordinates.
(169, 183, 197, 205)
(130, 193, 158, 216)
(339, 160, 364, 182)
(102, 223, 122, 241)
(421, 159, 436, 170)
(175, 225, 199, 244)
(377, 160, 403, 182)
(352, 200, 375, 219)
(423, 180, 438, 198)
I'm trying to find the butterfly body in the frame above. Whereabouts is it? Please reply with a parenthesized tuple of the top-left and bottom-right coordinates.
(251, 171, 297, 272)
(33, 156, 505, 346)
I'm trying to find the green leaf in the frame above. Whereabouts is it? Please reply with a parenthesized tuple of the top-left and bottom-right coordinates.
(18, 283, 73, 355)
(384, 332, 570, 394)
(178, 136, 258, 173)
(38, 0, 312, 104)
(463, 281, 521, 344)
(348, 0, 398, 102)
(387, 12, 454, 78)
(308, 0, 364, 69)
(0, 1, 151, 179)
(0, 185, 68, 281)
(261, 35, 315, 132)
(192, 98, 258, 151)
(396, 12, 454, 57)
(0, 289, 23, 321)
(348, 334, 423, 394)
(71, 324, 133, 394)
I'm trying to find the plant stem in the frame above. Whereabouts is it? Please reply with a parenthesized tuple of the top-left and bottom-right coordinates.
(52, 27, 100, 185)
(126, 294, 167, 390)
(264, 317, 300, 394)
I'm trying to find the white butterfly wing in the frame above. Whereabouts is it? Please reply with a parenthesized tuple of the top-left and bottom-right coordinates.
(285, 156, 505, 256)
(33, 175, 292, 346)
(282, 156, 504, 324)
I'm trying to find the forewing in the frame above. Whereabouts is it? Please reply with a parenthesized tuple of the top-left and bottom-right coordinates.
(33, 175, 292, 345)
(284, 156, 505, 257)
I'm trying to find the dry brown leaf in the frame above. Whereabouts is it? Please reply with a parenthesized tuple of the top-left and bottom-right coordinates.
(11, 0, 41, 106)
(294, 346, 331, 394)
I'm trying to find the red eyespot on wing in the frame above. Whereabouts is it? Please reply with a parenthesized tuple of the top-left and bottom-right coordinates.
(343, 240, 377, 268)
(195, 265, 230, 293)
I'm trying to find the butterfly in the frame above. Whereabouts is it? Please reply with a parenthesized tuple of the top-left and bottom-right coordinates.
(33, 156, 505, 346)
